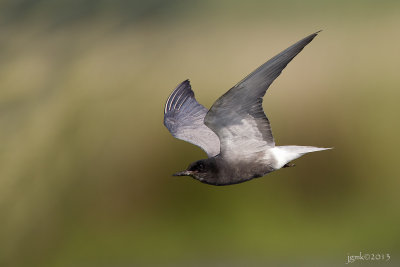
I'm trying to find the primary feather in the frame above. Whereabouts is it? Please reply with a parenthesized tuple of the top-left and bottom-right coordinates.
(164, 80, 220, 157)
(204, 32, 319, 161)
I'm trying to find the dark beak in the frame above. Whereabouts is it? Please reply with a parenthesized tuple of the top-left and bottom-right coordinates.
(172, 170, 191, 177)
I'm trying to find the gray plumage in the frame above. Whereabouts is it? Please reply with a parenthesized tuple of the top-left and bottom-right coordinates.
(164, 31, 331, 186)
(164, 80, 220, 157)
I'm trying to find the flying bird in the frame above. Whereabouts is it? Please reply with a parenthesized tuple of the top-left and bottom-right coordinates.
(164, 31, 331, 186)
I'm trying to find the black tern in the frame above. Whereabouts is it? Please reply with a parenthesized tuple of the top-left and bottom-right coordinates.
(164, 31, 331, 186)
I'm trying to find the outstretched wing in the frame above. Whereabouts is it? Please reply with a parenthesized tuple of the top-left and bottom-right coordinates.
(164, 80, 220, 157)
(204, 32, 319, 161)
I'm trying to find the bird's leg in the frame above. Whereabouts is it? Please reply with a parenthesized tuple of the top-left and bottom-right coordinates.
(283, 163, 296, 168)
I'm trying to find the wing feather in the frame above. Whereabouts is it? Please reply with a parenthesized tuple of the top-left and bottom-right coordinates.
(164, 80, 220, 157)
(204, 32, 320, 161)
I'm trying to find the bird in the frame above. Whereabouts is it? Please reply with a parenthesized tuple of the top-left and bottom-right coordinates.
(163, 31, 331, 186)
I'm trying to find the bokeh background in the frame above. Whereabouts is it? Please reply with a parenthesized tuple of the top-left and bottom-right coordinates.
(1, 0, 400, 266)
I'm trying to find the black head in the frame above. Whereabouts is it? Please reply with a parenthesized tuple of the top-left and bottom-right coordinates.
(173, 159, 218, 183)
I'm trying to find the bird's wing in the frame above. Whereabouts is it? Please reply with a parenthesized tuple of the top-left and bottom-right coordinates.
(204, 32, 319, 161)
(164, 80, 220, 158)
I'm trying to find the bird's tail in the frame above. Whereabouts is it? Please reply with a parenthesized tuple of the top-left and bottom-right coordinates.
(271, 146, 332, 169)
(278, 145, 332, 155)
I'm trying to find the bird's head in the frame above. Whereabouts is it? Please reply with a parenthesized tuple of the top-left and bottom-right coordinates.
(173, 159, 218, 183)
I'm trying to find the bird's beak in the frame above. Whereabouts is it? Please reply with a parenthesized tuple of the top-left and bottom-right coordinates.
(172, 170, 192, 177)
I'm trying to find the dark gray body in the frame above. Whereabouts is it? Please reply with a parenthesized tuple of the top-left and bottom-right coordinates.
(178, 156, 276, 186)
(164, 31, 330, 186)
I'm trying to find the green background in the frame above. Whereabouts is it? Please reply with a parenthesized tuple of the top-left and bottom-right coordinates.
(1, 0, 399, 266)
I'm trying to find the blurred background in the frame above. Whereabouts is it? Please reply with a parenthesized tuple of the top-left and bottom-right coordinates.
(1, 0, 399, 266)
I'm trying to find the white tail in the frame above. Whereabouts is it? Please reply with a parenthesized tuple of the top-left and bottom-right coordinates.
(270, 146, 332, 170)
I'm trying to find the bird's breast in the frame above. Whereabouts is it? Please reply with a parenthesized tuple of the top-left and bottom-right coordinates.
(215, 155, 275, 184)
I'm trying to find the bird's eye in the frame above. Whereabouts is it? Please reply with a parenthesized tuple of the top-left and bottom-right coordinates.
(197, 163, 204, 171)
